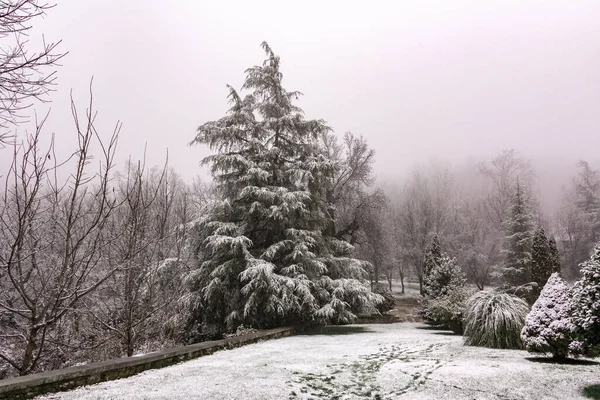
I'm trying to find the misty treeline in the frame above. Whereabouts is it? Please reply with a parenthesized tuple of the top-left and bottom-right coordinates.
(374, 151, 599, 294)
(0, 10, 598, 380)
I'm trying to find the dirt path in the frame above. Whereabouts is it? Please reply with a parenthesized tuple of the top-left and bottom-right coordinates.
(388, 296, 422, 322)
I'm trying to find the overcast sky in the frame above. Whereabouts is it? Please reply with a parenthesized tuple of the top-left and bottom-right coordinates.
(24, 0, 600, 188)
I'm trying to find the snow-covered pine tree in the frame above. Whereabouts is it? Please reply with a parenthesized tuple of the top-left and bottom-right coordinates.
(548, 236, 561, 275)
(422, 234, 442, 292)
(521, 273, 574, 360)
(421, 254, 469, 330)
(570, 243, 600, 357)
(530, 227, 552, 301)
(502, 181, 535, 288)
(423, 256, 466, 300)
(186, 42, 380, 338)
(421, 239, 467, 329)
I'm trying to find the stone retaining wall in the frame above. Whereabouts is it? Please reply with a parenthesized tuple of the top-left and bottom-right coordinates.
(0, 327, 293, 400)
(355, 314, 402, 324)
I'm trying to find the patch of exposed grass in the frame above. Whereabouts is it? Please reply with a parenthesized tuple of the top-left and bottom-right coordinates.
(525, 357, 600, 366)
(583, 385, 600, 399)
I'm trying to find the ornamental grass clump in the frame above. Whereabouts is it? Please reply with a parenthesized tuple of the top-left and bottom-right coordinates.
(463, 291, 530, 349)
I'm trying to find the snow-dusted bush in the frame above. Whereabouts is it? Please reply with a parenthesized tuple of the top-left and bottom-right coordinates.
(421, 255, 467, 328)
(372, 283, 395, 314)
(224, 325, 259, 338)
(426, 286, 475, 334)
(423, 256, 466, 300)
(464, 291, 530, 349)
(521, 273, 574, 360)
(570, 244, 600, 357)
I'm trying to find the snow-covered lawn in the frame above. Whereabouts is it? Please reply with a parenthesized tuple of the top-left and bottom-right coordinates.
(38, 323, 599, 400)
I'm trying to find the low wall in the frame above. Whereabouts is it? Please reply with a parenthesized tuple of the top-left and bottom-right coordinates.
(355, 314, 402, 324)
(0, 327, 293, 400)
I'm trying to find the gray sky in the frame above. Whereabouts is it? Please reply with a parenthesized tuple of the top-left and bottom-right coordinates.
(26, 0, 600, 188)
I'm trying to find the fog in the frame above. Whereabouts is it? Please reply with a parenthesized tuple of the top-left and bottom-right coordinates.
(16, 0, 600, 213)
(4, 1, 600, 380)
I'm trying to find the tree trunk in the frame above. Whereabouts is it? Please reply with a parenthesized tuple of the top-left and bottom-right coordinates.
(398, 265, 405, 294)
(126, 338, 134, 357)
(20, 327, 39, 375)
(126, 317, 134, 357)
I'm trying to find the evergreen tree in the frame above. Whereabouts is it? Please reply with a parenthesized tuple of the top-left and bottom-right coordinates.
(521, 273, 574, 360)
(421, 244, 467, 329)
(548, 236, 561, 275)
(423, 234, 442, 286)
(502, 181, 535, 288)
(530, 227, 552, 300)
(575, 161, 600, 245)
(423, 256, 466, 300)
(570, 244, 600, 357)
(186, 42, 380, 338)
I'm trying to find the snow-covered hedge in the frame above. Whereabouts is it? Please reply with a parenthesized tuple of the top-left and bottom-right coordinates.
(521, 273, 574, 359)
(426, 286, 474, 334)
(570, 244, 600, 357)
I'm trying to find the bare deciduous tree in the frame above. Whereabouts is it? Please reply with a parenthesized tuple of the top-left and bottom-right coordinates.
(321, 131, 378, 239)
(352, 193, 389, 287)
(0, 1, 66, 144)
(454, 199, 498, 289)
(393, 167, 455, 294)
(0, 87, 120, 376)
(479, 149, 534, 230)
(84, 163, 198, 358)
(555, 161, 600, 279)
(93, 160, 165, 357)
(388, 209, 411, 294)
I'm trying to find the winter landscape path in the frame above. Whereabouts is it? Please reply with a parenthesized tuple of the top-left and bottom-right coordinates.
(36, 322, 599, 400)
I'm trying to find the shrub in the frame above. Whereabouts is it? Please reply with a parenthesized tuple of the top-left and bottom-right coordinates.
(421, 256, 467, 328)
(570, 244, 600, 358)
(426, 286, 474, 334)
(463, 291, 530, 349)
(372, 284, 395, 314)
(521, 273, 575, 360)
(423, 256, 466, 300)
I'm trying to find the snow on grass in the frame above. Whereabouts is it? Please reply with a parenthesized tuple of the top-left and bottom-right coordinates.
(37, 323, 599, 400)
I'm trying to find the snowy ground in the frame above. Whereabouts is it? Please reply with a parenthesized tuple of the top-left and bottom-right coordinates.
(37, 323, 599, 400)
